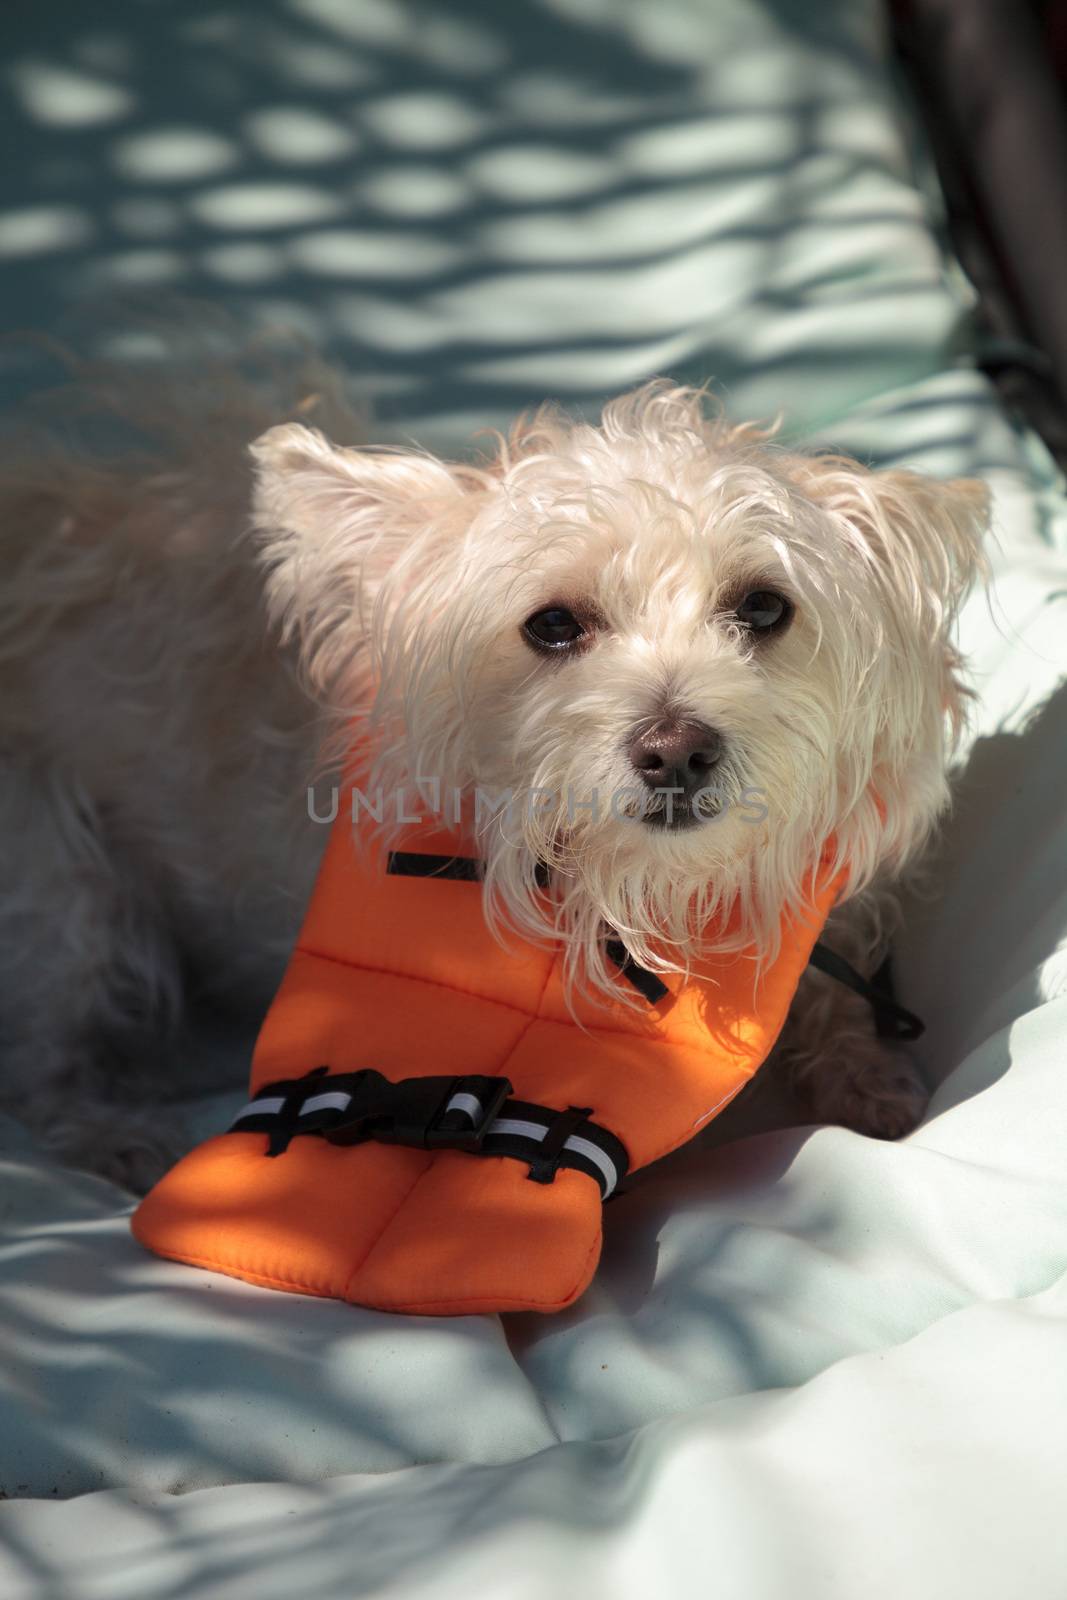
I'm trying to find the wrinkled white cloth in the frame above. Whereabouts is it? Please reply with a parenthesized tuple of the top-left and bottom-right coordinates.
(2, 0, 1067, 1595)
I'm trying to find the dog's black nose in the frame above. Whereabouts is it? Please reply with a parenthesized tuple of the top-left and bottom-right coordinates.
(628, 719, 722, 797)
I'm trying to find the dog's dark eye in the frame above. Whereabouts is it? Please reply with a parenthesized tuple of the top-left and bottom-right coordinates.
(523, 606, 585, 652)
(735, 590, 792, 634)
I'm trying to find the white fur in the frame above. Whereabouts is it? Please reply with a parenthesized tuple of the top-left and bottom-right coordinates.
(254, 382, 987, 998)
(0, 365, 989, 1185)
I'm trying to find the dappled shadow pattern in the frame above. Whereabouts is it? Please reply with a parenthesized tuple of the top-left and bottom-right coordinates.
(2, 0, 973, 452)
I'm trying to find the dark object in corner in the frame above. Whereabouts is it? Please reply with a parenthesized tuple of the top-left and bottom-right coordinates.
(892, 0, 1067, 465)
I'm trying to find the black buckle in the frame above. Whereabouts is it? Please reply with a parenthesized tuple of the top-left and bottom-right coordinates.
(320, 1070, 512, 1153)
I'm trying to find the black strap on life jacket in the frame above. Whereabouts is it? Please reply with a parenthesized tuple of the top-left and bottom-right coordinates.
(229, 859, 922, 1191)
(807, 946, 925, 1041)
(385, 851, 483, 883)
(385, 850, 924, 1036)
(229, 1067, 629, 1199)
(387, 851, 671, 1004)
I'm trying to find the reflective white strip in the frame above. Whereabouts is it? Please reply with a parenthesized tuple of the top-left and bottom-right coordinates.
(234, 1101, 620, 1198)
(234, 1095, 286, 1120)
(300, 1091, 353, 1116)
(489, 1117, 547, 1142)
(486, 1117, 619, 1198)
(445, 1092, 484, 1124)
(563, 1134, 619, 1199)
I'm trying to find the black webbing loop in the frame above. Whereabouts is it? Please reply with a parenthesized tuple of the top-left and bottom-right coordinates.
(387, 852, 668, 1006)
(525, 1105, 594, 1187)
(808, 944, 925, 1041)
(230, 1074, 630, 1199)
(236, 1067, 511, 1155)
(387, 852, 482, 882)
(266, 1065, 328, 1157)
(604, 939, 670, 1005)
(385, 848, 924, 1035)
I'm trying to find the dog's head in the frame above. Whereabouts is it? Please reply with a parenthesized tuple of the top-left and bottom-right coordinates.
(252, 382, 988, 992)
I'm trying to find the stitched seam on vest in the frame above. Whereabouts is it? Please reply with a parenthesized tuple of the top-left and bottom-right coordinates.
(295, 942, 551, 1026)
(138, 1175, 472, 1304)
(488, 944, 558, 1078)
(364, 1218, 603, 1313)
(336, 942, 551, 1294)
(139, 1243, 341, 1300)
(140, 1151, 440, 1304)
(323, 944, 568, 1303)
(340, 1156, 438, 1303)
(292, 943, 691, 1045)
(154, 1166, 600, 1310)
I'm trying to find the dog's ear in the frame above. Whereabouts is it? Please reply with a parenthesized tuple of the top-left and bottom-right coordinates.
(251, 424, 465, 541)
(249, 424, 486, 697)
(781, 456, 991, 886)
(784, 455, 990, 636)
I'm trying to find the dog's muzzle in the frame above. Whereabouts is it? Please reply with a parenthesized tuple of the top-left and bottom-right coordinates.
(627, 718, 724, 828)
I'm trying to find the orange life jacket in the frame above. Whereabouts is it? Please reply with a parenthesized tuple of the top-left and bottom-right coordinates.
(132, 796, 843, 1316)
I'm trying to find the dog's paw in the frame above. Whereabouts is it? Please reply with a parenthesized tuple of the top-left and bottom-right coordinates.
(806, 1039, 928, 1141)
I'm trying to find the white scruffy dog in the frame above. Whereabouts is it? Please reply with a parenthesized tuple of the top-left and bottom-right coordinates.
(0, 357, 987, 1188)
